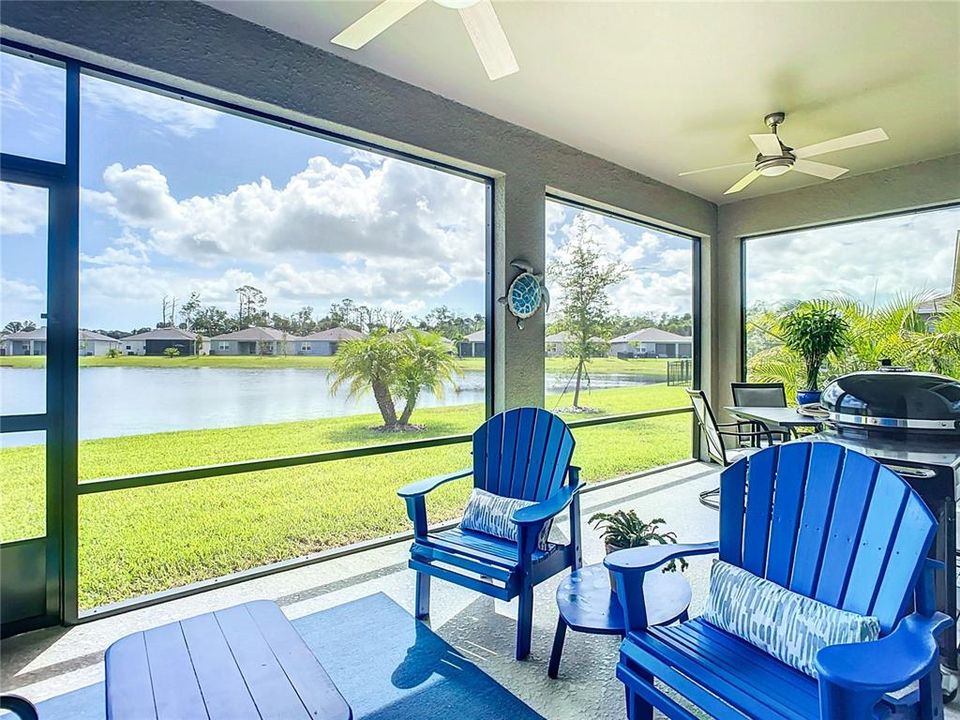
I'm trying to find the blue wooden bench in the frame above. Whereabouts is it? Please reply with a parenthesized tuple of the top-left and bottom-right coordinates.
(398, 407, 582, 660)
(105, 600, 352, 720)
(606, 442, 952, 720)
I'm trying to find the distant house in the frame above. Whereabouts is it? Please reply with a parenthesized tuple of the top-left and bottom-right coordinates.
(209, 326, 302, 355)
(1, 327, 47, 356)
(298, 326, 366, 356)
(78, 329, 122, 356)
(544, 331, 606, 357)
(458, 329, 485, 358)
(122, 327, 202, 356)
(608, 328, 692, 358)
(0, 328, 120, 356)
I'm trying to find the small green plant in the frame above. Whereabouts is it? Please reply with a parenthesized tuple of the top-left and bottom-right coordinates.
(589, 510, 687, 572)
(106, 347, 121, 358)
(163, 347, 181, 358)
(779, 301, 849, 391)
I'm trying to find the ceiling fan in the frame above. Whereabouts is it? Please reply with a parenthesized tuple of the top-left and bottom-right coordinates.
(331, 0, 519, 81)
(680, 112, 889, 195)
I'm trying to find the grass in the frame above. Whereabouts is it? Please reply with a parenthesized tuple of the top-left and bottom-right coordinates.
(1, 383, 691, 608)
(0, 354, 670, 376)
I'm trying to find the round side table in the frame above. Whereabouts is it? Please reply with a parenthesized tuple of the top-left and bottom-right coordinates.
(548, 563, 691, 679)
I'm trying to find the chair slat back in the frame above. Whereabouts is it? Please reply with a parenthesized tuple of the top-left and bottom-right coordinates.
(472, 407, 575, 502)
(730, 382, 787, 408)
(720, 442, 937, 633)
(686, 389, 728, 465)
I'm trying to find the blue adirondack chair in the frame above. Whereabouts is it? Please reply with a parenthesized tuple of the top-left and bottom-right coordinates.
(606, 442, 952, 720)
(398, 407, 583, 660)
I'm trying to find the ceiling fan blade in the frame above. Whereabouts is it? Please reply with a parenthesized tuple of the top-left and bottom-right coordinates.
(678, 161, 754, 177)
(793, 159, 849, 180)
(724, 170, 762, 195)
(749, 133, 783, 157)
(331, 0, 427, 50)
(794, 128, 888, 159)
(459, 0, 519, 80)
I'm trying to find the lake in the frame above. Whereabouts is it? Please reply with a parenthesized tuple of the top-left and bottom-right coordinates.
(0, 366, 664, 445)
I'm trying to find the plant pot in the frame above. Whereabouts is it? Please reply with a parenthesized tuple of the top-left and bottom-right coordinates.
(796, 389, 821, 406)
(605, 542, 626, 594)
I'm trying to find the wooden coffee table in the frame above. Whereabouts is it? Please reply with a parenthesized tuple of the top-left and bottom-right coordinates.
(105, 600, 352, 720)
(548, 564, 691, 678)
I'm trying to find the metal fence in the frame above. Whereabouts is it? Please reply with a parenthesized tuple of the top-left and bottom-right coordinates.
(666, 359, 693, 387)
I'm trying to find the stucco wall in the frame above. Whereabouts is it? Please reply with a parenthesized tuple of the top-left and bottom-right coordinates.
(713, 153, 960, 414)
(0, 0, 718, 412)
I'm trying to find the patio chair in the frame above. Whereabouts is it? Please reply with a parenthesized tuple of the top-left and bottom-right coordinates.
(687, 388, 787, 509)
(606, 442, 952, 720)
(730, 381, 790, 442)
(0, 695, 38, 720)
(398, 407, 583, 660)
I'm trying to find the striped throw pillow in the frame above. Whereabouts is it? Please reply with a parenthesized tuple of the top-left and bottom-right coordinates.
(702, 560, 880, 678)
(460, 488, 553, 551)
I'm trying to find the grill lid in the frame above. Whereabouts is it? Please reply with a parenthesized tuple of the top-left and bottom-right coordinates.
(821, 369, 960, 431)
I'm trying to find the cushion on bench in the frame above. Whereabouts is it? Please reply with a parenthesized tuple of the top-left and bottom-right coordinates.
(702, 560, 880, 678)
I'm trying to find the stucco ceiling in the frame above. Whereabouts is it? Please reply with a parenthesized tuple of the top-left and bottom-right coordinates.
(206, 1, 960, 204)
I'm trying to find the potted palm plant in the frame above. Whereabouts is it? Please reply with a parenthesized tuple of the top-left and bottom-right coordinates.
(780, 301, 849, 405)
(589, 510, 687, 592)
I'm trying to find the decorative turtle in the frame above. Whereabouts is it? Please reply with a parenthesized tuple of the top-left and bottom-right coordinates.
(498, 259, 550, 330)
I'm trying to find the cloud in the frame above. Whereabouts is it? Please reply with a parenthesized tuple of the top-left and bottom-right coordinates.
(1, 277, 45, 324)
(745, 207, 960, 307)
(1, 182, 47, 235)
(85, 155, 487, 273)
(82, 75, 220, 138)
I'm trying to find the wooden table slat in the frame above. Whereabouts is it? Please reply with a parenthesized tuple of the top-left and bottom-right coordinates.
(246, 601, 352, 720)
(215, 604, 312, 720)
(143, 623, 209, 720)
(105, 634, 158, 720)
(180, 612, 261, 720)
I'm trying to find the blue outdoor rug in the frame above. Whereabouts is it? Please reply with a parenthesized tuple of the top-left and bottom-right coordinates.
(30, 592, 542, 720)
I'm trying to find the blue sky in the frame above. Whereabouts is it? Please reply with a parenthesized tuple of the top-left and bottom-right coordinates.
(2, 52, 487, 330)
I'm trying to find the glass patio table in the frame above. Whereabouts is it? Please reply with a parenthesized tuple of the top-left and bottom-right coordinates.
(724, 405, 825, 434)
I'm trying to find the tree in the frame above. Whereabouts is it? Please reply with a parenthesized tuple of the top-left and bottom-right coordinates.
(235, 285, 267, 327)
(3, 320, 36, 333)
(549, 213, 627, 409)
(179, 292, 201, 329)
(394, 330, 461, 425)
(330, 329, 459, 430)
(330, 329, 401, 427)
(192, 306, 235, 337)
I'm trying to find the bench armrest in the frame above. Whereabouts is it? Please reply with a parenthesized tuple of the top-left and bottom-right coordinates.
(512, 482, 582, 526)
(604, 541, 719, 574)
(397, 468, 472, 498)
(816, 612, 953, 693)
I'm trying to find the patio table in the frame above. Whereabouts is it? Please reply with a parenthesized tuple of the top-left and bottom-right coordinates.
(548, 564, 691, 678)
(105, 599, 352, 720)
(724, 405, 825, 433)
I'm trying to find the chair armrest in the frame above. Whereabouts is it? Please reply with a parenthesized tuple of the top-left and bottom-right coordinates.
(512, 482, 582, 526)
(816, 612, 953, 693)
(604, 541, 719, 574)
(397, 468, 472, 498)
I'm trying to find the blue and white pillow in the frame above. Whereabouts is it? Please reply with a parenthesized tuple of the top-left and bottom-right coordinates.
(702, 561, 880, 678)
(460, 488, 553, 551)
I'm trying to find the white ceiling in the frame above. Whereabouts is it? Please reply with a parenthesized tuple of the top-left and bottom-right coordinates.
(206, 1, 960, 204)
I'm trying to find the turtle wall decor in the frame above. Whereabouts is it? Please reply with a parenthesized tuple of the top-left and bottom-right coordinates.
(499, 259, 550, 329)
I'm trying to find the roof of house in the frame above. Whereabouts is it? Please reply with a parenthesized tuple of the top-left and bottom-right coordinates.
(3, 327, 46, 340)
(545, 331, 607, 344)
(209, 326, 303, 342)
(300, 326, 367, 342)
(79, 329, 119, 343)
(462, 329, 485, 342)
(122, 327, 200, 342)
(609, 328, 692, 344)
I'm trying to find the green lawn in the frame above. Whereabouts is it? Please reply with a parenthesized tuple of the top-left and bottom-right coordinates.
(1, 383, 691, 608)
(1, 354, 670, 376)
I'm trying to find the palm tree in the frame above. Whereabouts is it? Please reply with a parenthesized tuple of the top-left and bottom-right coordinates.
(330, 329, 401, 427)
(394, 330, 461, 426)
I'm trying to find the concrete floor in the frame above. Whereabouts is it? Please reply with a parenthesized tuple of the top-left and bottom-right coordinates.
(3, 461, 958, 719)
